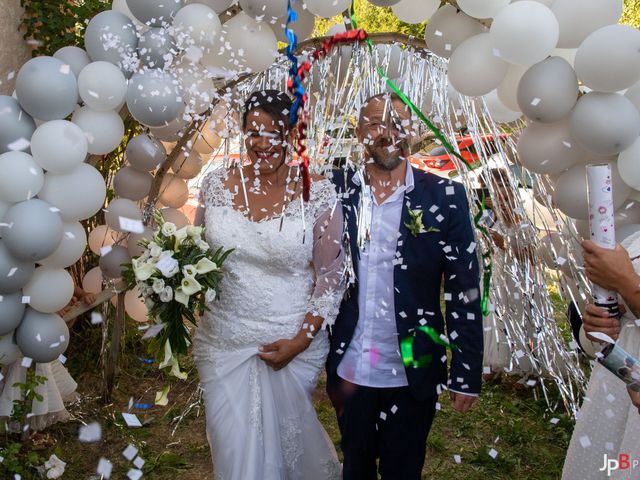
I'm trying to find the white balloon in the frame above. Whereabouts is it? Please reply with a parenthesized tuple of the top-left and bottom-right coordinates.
(483, 90, 522, 123)
(38, 164, 107, 221)
(574, 25, 640, 93)
(305, 0, 351, 18)
(88, 225, 122, 256)
(53, 46, 91, 79)
(0, 333, 20, 366)
(177, 59, 215, 115)
(238, 0, 287, 19)
(626, 80, 640, 113)
(425, 5, 486, 59)
(125, 287, 149, 322)
(77, 61, 128, 112)
(495, 64, 529, 112)
(172, 3, 221, 49)
(490, 1, 559, 65)
(551, 0, 623, 48)
(619, 138, 640, 190)
(38, 221, 87, 268)
(186, 0, 233, 14)
(552, 48, 577, 67)
(223, 13, 278, 73)
(448, 33, 508, 97)
(0, 152, 44, 202)
(392, 0, 440, 24)
(149, 117, 190, 141)
(368, 0, 401, 6)
(458, 0, 512, 19)
(23, 267, 74, 314)
(516, 117, 584, 175)
(570, 92, 640, 156)
(30, 120, 88, 173)
(82, 266, 103, 294)
(72, 107, 125, 155)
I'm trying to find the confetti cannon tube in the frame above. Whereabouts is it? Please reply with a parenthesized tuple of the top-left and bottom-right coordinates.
(586, 163, 619, 318)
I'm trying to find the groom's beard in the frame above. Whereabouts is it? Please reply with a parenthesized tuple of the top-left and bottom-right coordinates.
(366, 135, 409, 171)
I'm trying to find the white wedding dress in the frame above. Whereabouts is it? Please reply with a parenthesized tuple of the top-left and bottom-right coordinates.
(193, 168, 344, 480)
(562, 231, 640, 480)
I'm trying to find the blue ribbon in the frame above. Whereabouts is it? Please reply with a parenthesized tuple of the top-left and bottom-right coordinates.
(286, 0, 304, 125)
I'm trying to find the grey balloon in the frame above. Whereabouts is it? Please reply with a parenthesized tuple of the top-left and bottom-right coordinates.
(99, 245, 131, 279)
(53, 46, 91, 78)
(15, 56, 78, 121)
(0, 95, 36, 154)
(114, 166, 153, 201)
(0, 241, 35, 294)
(126, 69, 185, 127)
(0, 332, 20, 366)
(126, 0, 184, 26)
(517, 57, 579, 123)
(126, 134, 167, 171)
(16, 308, 69, 363)
(104, 198, 143, 233)
(0, 292, 26, 336)
(570, 92, 640, 156)
(1, 199, 64, 261)
(139, 27, 175, 69)
(84, 10, 139, 78)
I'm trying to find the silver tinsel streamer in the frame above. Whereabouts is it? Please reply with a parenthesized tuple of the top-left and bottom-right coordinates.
(186, 42, 591, 417)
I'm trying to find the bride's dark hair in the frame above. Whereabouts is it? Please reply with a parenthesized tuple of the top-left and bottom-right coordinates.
(242, 90, 294, 131)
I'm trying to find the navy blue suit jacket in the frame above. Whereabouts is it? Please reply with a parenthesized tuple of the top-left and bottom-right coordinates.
(327, 166, 484, 401)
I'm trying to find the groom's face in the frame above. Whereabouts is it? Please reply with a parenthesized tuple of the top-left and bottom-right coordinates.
(357, 96, 412, 171)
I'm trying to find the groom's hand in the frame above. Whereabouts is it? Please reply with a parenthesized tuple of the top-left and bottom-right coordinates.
(258, 337, 308, 371)
(449, 392, 477, 413)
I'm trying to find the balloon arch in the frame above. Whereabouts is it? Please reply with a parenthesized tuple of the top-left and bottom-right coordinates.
(1, 0, 639, 417)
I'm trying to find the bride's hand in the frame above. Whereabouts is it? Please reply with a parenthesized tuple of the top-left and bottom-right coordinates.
(258, 336, 310, 371)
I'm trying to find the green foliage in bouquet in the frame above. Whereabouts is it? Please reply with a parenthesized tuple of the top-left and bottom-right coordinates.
(123, 211, 233, 377)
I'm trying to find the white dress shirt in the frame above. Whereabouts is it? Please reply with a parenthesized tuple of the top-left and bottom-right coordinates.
(337, 165, 414, 388)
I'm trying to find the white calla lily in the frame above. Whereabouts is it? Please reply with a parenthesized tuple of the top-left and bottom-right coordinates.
(195, 257, 218, 274)
(181, 275, 202, 296)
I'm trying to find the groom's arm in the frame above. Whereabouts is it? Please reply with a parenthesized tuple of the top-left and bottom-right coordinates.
(442, 182, 484, 397)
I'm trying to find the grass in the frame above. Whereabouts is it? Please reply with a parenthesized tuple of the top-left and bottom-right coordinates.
(3, 316, 575, 480)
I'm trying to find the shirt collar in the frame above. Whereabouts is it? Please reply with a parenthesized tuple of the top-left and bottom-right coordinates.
(351, 161, 415, 194)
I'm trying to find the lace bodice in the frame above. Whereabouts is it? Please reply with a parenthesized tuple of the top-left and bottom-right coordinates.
(194, 168, 346, 352)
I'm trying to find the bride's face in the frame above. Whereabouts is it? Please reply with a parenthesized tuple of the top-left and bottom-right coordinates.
(243, 108, 289, 175)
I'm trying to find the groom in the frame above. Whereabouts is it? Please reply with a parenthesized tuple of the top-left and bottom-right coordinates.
(327, 93, 483, 479)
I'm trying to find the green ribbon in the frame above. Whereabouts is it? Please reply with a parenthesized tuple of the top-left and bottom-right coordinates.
(400, 326, 458, 369)
(474, 194, 494, 317)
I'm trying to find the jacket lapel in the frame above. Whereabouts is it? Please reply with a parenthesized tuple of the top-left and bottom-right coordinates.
(397, 170, 426, 259)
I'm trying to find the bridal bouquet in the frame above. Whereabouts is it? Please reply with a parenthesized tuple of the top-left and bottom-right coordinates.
(123, 211, 233, 378)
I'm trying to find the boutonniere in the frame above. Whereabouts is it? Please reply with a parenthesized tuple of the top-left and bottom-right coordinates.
(405, 208, 440, 237)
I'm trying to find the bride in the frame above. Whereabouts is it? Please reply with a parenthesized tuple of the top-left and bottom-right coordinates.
(193, 90, 345, 479)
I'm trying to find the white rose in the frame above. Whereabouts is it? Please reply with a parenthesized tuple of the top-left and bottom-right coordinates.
(152, 278, 165, 294)
(159, 286, 173, 303)
(181, 275, 202, 296)
(196, 240, 209, 252)
(149, 244, 163, 258)
(195, 257, 218, 274)
(182, 264, 197, 277)
(187, 225, 203, 238)
(205, 288, 217, 303)
(156, 255, 180, 278)
(161, 222, 177, 237)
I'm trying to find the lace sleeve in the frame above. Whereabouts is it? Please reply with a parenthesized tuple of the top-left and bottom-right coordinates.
(194, 168, 229, 227)
(308, 181, 346, 328)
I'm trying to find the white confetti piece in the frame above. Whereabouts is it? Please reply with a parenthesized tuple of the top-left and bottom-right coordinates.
(91, 312, 103, 325)
(579, 435, 591, 448)
(488, 448, 498, 459)
(122, 413, 142, 428)
(123, 444, 139, 461)
(79, 422, 102, 443)
(133, 456, 145, 469)
(21, 357, 33, 368)
(379, 412, 387, 421)
(97, 458, 113, 479)
(127, 469, 143, 480)
(454, 454, 461, 464)
(549, 418, 559, 425)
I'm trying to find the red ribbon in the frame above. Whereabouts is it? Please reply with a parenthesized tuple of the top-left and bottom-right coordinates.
(287, 29, 369, 202)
